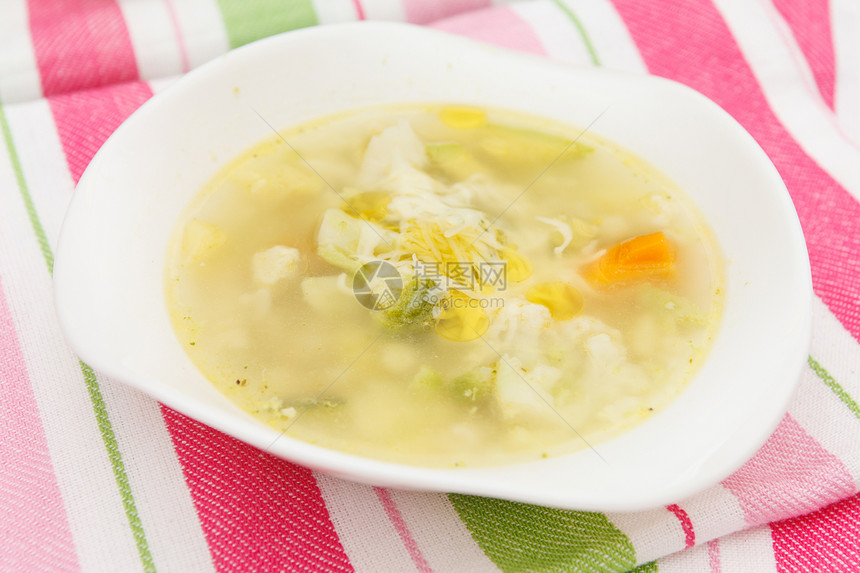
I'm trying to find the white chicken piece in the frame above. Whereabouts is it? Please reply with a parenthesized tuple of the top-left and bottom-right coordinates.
(252, 245, 301, 285)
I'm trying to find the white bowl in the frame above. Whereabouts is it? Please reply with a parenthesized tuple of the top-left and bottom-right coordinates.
(53, 22, 811, 511)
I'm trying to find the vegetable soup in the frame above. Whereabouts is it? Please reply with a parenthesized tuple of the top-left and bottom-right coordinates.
(166, 105, 724, 467)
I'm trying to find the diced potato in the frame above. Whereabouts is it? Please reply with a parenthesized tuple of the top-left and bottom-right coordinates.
(182, 219, 225, 261)
(380, 341, 418, 374)
(300, 275, 365, 320)
(239, 287, 272, 318)
(279, 406, 297, 420)
(252, 245, 301, 285)
(495, 354, 557, 418)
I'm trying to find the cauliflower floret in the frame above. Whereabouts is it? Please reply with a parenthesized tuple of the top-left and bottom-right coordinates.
(252, 245, 301, 285)
(485, 298, 553, 357)
(495, 354, 560, 418)
(585, 333, 625, 368)
(558, 317, 651, 394)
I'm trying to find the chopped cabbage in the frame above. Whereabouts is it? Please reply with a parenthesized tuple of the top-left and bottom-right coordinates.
(535, 216, 574, 256)
(358, 120, 428, 188)
(317, 208, 395, 272)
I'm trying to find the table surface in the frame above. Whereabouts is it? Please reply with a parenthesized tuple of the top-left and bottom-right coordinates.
(1, 1, 859, 571)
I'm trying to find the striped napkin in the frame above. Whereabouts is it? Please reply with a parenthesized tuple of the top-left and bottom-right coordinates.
(2, 1, 859, 571)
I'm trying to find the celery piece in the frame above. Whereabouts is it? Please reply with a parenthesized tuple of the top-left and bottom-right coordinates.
(426, 142, 465, 163)
(317, 243, 360, 274)
(380, 278, 437, 329)
(425, 142, 483, 181)
(410, 365, 445, 395)
(449, 366, 495, 403)
(478, 123, 594, 170)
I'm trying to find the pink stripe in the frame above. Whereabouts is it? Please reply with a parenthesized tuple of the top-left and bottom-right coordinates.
(722, 415, 854, 524)
(707, 539, 722, 573)
(771, 491, 860, 572)
(666, 504, 695, 549)
(164, 0, 191, 73)
(351, 0, 366, 21)
(772, 0, 836, 109)
(0, 277, 79, 571)
(48, 81, 154, 184)
(610, 0, 860, 344)
(164, 408, 353, 572)
(374, 487, 433, 573)
(27, 0, 139, 97)
(431, 6, 547, 56)
(404, 0, 491, 25)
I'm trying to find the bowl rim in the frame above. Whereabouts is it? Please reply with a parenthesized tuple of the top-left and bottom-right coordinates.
(53, 21, 813, 511)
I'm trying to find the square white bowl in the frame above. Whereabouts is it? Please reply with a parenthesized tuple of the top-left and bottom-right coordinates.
(53, 22, 811, 511)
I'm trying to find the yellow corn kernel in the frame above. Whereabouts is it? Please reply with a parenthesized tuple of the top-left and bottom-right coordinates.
(435, 292, 490, 341)
(501, 249, 533, 283)
(526, 282, 584, 321)
(439, 106, 487, 129)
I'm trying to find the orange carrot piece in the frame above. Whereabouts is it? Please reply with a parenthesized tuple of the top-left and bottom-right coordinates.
(584, 232, 676, 286)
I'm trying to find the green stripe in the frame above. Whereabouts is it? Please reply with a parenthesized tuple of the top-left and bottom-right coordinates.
(216, 0, 318, 48)
(809, 355, 860, 419)
(447, 15, 642, 573)
(80, 363, 155, 573)
(551, 0, 601, 66)
(0, 104, 53, 272)
(449, 495, 637, 572)
(0, 103, 155, 572)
